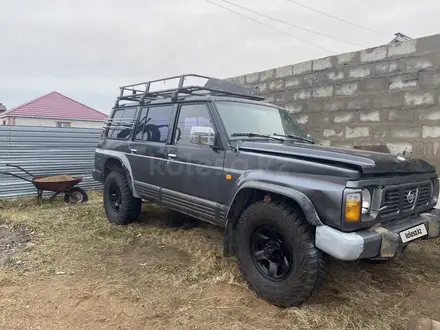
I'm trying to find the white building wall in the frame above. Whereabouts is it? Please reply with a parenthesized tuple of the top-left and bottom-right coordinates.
(13, 117, 104, 128)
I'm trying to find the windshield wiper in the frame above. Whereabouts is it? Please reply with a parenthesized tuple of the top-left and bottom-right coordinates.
(230, 132, 285, 142)
(273, 133, 314, 144)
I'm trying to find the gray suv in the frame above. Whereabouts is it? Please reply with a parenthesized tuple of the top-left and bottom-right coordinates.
(93, 74, 440, 307)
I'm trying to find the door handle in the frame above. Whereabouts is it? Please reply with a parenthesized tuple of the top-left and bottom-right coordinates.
(168, 153, 176, 159)
(130, 148, 138, 153)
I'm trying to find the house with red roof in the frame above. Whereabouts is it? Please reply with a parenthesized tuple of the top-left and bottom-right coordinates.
(0, 91, 108, 128)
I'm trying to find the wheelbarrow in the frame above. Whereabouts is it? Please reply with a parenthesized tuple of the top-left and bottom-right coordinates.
(0, 164, 88, 205)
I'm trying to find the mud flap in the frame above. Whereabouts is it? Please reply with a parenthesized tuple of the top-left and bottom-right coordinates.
(223, 220, 234, 258)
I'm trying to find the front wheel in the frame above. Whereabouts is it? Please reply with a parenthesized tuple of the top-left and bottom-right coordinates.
(235, 201, 326, 307)
(103, 170, 141, 225)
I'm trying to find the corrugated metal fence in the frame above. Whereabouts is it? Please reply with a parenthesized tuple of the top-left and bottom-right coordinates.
(0, 125, 102, 198)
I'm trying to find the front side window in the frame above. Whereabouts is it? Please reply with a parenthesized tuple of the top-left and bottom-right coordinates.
(174, 103, 213, 145)
(215, 101, 309, 140)
(135, 105, 173, 142)
(106, 107, 137, 139)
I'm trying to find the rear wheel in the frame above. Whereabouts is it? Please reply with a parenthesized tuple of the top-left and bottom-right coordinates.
(104, 170, 141, 225)
(235, 201, 326, 307)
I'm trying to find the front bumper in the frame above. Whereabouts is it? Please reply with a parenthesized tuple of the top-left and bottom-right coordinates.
(315, 208, 440, 261)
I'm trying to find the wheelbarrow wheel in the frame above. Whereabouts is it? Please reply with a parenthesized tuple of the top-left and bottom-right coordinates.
(64, 187, 88, 204)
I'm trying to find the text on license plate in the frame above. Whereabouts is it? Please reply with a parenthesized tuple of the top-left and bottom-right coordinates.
(399, 224, 428, 243)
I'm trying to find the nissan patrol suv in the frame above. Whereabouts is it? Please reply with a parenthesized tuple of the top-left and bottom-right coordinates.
(93, 74, 440, 307)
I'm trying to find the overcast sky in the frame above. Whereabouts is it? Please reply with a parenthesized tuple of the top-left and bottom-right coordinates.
(1, 0, 439, 113)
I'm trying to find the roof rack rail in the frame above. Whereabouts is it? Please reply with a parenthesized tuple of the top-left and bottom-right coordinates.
(115, 74, 263, 107)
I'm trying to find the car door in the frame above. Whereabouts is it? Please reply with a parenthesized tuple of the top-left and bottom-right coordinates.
(162, 102, 226, 224)
(126, 104, 174, 201)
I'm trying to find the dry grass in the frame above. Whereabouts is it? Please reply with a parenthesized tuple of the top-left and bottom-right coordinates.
(0, 192, 439, 330)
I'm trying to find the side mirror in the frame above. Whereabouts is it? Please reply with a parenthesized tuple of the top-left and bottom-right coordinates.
(189, 126, 216, 147)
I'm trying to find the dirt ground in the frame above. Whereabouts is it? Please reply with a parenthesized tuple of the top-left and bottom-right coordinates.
(0, 193, 439, 330)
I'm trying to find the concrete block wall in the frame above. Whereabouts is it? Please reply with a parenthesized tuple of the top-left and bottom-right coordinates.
(229, 33, 440, 170)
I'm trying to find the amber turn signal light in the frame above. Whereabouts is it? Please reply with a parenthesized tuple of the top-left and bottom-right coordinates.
(345, 193, 361, 223)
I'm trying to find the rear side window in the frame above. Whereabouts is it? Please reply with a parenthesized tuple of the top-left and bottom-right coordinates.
(106, 107, 137, 140)
(135, 105, 173, 143)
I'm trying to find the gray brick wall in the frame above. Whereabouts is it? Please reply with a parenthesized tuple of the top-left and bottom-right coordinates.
(228, 33, 440, 171)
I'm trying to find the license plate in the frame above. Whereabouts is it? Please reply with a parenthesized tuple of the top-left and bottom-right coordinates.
(399, 224, 428, 243)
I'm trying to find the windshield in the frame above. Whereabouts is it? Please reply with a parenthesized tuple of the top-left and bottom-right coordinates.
(215, 101, 310, 140)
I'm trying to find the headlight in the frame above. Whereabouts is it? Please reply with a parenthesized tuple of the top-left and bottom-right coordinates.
(362, 189, 371, 214)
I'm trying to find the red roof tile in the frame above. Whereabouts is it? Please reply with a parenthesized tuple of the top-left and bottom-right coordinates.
(1, 91, 107, 121)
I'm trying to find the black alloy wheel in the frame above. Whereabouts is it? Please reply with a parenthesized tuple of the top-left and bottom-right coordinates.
(109, 184, 122, 212)
(250, 225, 293, 281)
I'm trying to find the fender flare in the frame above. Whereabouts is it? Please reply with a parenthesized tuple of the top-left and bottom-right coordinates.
(96, 148, 141, 198)
(226, 181, 322, 226)
(223, 181, 322, 257)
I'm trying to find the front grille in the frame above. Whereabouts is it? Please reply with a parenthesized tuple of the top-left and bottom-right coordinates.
(382, 189, 400, 216)
(402, 186, 418, 211)
(417, 184, 431, 208)
(381, 181, 432, 218)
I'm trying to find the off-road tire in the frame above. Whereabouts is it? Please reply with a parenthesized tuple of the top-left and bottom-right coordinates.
(314, 250, 328, 292)
(235, 201, 326, 307)
(104, 170, 141, 225)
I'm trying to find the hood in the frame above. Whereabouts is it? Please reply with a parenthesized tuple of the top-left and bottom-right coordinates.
(238, 141, 436, 174)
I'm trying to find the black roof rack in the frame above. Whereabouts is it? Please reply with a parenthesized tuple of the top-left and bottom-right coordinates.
(115, 74, 264, 107)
